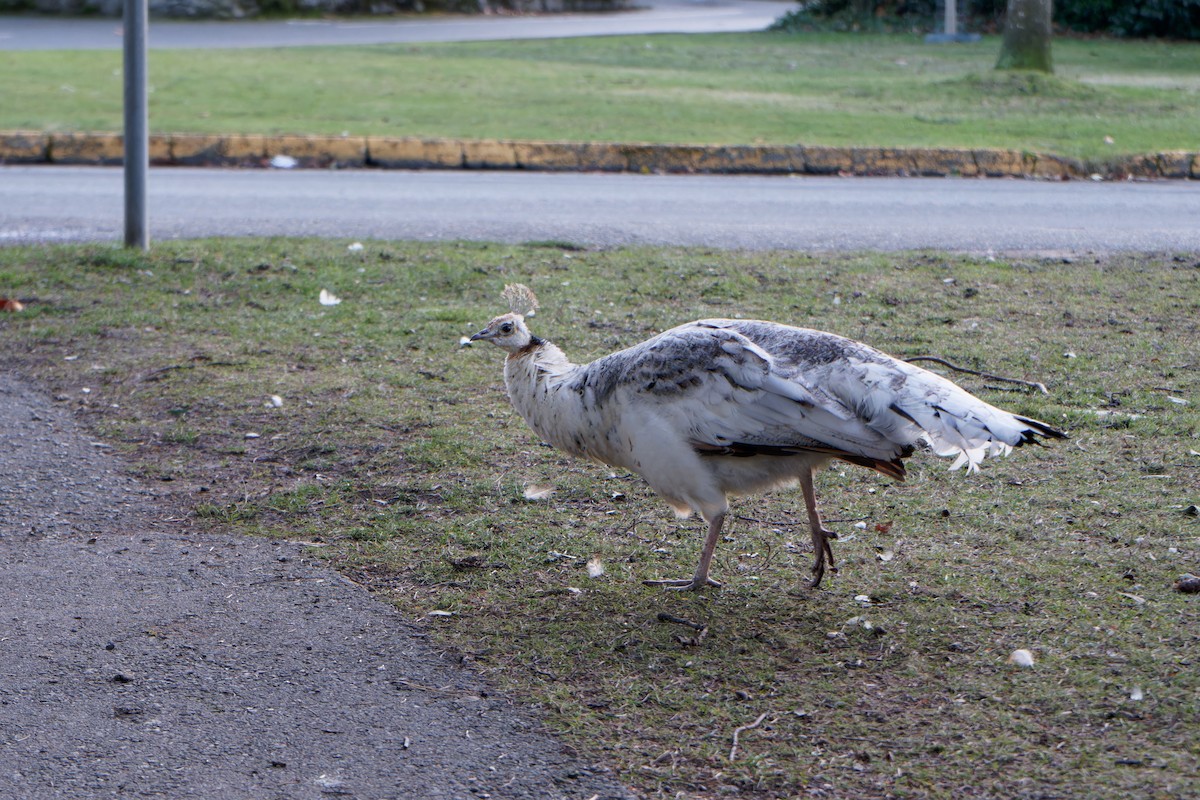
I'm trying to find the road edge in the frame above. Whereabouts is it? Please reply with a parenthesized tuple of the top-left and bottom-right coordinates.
(2, 130, 1197, 179)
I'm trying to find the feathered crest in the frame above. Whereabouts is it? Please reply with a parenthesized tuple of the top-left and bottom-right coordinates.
(502, 283, 539, 317)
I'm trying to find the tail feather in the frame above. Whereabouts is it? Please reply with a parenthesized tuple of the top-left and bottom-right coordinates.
(1012, 415, 1068, 444)
(913, 402, 1064, 472)
(860, 367, 1066, 473)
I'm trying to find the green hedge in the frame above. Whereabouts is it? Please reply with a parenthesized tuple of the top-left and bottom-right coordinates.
(1057, 0, 1200, 38)
(770, 0, 1200, 40)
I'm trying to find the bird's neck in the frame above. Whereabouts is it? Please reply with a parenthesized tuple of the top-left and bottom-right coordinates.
(504, 338, 576, 392)
(502, 339, 588, 453)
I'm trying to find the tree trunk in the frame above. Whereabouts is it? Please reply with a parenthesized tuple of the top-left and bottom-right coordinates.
(995, 0, 1053, 73)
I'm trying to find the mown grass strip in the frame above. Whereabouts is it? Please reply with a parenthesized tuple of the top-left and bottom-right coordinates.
(2, 32, 1198, 162)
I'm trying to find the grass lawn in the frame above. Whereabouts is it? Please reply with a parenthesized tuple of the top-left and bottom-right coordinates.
(1, 240, 1197, 798)
(2, 32, 1199, 163)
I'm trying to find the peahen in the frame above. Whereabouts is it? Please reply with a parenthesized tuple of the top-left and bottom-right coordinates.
(471, 284, 1065, 590)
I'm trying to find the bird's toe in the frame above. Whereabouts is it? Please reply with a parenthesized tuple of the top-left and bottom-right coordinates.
(644, 576, 722, 591)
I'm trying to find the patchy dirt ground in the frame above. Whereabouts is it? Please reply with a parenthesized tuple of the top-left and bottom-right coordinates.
(0, 370, 637, 800)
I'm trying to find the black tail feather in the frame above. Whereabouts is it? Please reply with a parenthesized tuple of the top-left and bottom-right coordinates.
(1014, 415, 1068, 445)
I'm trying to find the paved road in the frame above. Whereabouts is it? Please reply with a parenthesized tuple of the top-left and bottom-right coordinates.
(0, 0, 787, 50)
(0, 372, 637, 800)
(3, 165, 1199, 253)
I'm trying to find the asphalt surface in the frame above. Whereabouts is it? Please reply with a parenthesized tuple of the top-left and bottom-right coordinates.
(4, 165, 1200, 253)
(0, 373, 637, 799)
(0, 0, 788, 50)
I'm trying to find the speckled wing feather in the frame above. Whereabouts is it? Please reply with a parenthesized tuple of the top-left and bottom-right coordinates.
(704, 319, 1062, 471)
(569, 320, 908, 466)
(569, 319, 1058, 474)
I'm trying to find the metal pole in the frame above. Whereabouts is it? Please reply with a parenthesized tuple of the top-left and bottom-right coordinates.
(925, 0, 979, 43)
(123, 0, 148, 250)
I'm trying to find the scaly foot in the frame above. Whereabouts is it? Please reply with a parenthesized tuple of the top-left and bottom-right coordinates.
(810, 526, 838, 588)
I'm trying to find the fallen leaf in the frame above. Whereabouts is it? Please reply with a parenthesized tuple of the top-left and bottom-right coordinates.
(427, 610, 454, 617)
(318, 289, 342, 306)
(874, 521, 893, 534)
(1118, 592, 1146, 605)
(586, 556, 605, 578)
(0, 297, 24, 312)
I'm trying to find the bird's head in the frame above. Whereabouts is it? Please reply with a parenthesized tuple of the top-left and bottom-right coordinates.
(470, 312, 538, 354)
(470, 283, 543, 354)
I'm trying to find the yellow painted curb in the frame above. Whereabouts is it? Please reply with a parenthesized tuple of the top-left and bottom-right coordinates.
(1121, 151, 1196, 180)
(0, 131, 49, 163)
(2, 131, 1195, 180)
(510, 141, 628, 171)
(169, 134, 270, 166)
(170, 134, 231, 164)
(48, 132, 125, 165)
(367, 137, 463, 169)
(462, 139, 518, 169)
(800, 146, 858, 176)
(266, 135, 367, 167)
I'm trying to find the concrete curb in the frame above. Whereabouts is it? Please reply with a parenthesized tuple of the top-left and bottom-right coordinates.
(2, 130, 1197, 180)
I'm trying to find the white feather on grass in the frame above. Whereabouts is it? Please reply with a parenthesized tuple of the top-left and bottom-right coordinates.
(522, 484, 554, 501)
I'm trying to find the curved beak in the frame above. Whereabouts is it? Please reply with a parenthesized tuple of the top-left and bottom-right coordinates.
(469, 328, 492, 342)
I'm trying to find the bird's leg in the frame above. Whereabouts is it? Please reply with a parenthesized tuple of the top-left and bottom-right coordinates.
(800, 467, 837, 588)
(643, 510, 725, 591)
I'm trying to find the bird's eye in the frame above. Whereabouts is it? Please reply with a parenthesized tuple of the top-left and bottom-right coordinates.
(499, 322, 514, 334)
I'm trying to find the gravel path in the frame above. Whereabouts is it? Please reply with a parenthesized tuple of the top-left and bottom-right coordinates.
(0, 371, 637, 800)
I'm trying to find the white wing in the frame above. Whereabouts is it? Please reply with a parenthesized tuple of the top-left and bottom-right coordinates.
(708, 319, 1063, 471)
(574, 322, 907, 470)
(573, 320, 1061, 475)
